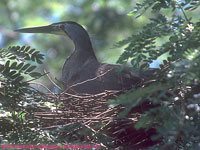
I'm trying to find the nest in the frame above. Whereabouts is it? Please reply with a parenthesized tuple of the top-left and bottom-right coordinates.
(34, 89, 158, 149)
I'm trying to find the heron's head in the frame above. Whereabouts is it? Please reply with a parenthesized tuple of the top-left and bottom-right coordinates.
(15, 21, 92, 49)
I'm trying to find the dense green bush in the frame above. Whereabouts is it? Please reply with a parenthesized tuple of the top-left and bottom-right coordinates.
(114, 0, 200, 149)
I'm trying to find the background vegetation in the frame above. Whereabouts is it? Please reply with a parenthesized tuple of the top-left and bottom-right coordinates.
(0, 0, 200, 149)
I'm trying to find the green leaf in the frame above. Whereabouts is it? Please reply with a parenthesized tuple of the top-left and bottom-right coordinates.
(29, 72, 42, 78)
(21, 64, 31, 71)
(8, 71, 17, 77)
(20, 46, 26, 52)
(10, 62, 17, 69)
(5, 60, 10, 68)
(9, 46, 20, 52)
(0, 64, 4, 72)
(24, 46, 30, 52)
(36, 57, 43, 64)
(33, 51, 40, 56)
(26, 66, 37, 72)
(14, 76, 24, 83)
(2, 66, 10, 75)
(10, 73, 20, 79)
(16, 63, 24, 69)
(9, 55, 17, 60)
(31, 54, 36, 61)
(24, 54, 31, 60)
(28, 48, 35, 54)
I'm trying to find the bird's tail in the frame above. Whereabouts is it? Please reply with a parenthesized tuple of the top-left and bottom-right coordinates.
(139, 68, 158, 79)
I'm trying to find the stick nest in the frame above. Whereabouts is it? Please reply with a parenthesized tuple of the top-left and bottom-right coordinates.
(34, 90, 157, 149)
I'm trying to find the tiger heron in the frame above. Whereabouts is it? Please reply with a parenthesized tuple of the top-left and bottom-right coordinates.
(15, 21, 154, 94)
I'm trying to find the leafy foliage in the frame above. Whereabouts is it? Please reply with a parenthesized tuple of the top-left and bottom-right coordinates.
(115, 0, 200, 149)
(0, 46, 43, 83)
(0, 46, 52, 144)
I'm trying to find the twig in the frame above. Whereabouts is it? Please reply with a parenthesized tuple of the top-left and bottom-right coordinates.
(44, 69, 62, 90)
(63, 68, 113, 94)
(26, 71, 50, 83)
(178, 4, 190, 23)
(29, 82, 56, 96)
(61, 90, 120, 99)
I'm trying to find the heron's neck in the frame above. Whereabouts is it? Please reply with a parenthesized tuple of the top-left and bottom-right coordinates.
(73, 38, 97, 60)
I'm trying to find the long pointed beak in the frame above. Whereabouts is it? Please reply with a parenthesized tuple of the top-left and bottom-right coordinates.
(15, 25, 54, 33)
(14, 24, 66, 36)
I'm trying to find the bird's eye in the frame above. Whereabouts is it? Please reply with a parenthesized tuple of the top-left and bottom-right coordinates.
(59, 24, 65, 30)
